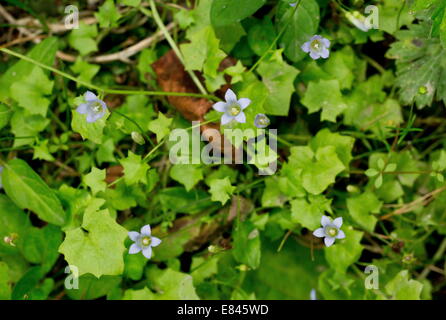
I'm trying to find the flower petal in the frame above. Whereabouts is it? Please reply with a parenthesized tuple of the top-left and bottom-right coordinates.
(235, 112, 246, 123)
(128, 231, 140, 241)
(320, 47, 330, 59)
(142, 246, 152, 259)
(213, 101, 227, 112)
(238, 98, 251, 110)
(86, 113, 96, 123)
(321, 215, 331, 227)
(221, 113, 233, 125)
(333, 217, 343, 228)
(151, 236, 162, 247)
(336, 230, 346, 239)
(313, 228, 325, 238)
(76, 103, 88, 114)
(301, 41, 311, 53)
(225, 89, 237, 103)
(309, 51, 320, 60)
(140, 225, 151, 236)
(324, 236, 335, 247)
(129, 243, 141, 254)
(84, 91, 97, 102)
(321, 38, 331, 48)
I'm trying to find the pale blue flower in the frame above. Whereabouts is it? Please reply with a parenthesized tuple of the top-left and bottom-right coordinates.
(254, 113, 270, 129)
(301, 35, 330, 60)
(0, 166, 3, 189)
(290, 2, 297, 6)
(313, 215, 345, 247)
(212, 89, 250, 125)
(128, 224, 162, 259)
(76, 91, 107, 123)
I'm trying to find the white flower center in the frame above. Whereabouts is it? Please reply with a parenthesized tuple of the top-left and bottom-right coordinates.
(326, 226, 338, 237)
(91, 102, 103, 114)
(311, 39, 321, 51)
(141, 236, 151, 246)
(228, 104, 241, 116)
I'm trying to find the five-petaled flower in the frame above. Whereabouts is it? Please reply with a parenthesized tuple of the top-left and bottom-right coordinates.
(254, 113, 270, 129)
(128, 225, 162, 259)
(212, 89, 251, 125)
(301, 35, 331, 60)
(313, 215, 345, 247)
(76, 91, 108, 123)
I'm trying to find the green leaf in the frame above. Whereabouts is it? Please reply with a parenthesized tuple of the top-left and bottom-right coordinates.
(365, 168, 379, 177)
(325, 227, 364, 274)
(71, 108, 109, 144)
(9, 66, 53, 116)
(180, 25, 226, 77)
(378, 0, 414, 35)
(10, 109, 49, 147)
(70, 58, 100, 86)
(247, 17, 276, 56)
(257, 50, 299, 116)
(209, 177, 235, 205)
(95, 0, 121, 28)
(232, 220, 261, 269)
(96, 138, 116, 165)
(119, 0, 141, 7)
(59, 198, 128, 277)
(170, 164, 204, 191)
(148, 112, 173, 141)
(301, 79, 347, 122)
(68, 22, 98, 56)
(310, 128, 355, 168)
(0, 194, 31, 256)
(122, 287, 155, 300)
(110, 95, 155, 134)
(210, 0, 266, 27)
(289, 145, 345, 195)
(276, 0, 320, 62)
(33, 139, 55, 161)
(83, 167, 106, 195)
(67, 274, 121, 300)
(385, 270, 423, 300)
(119, 151, 149, 185)
(0, 103, 12, 130)
(0, 262, 11, 299)
(0, 37, 58, 101)
(20, 225, 62, 273)
(291, 195, 332, 230)
(347, 192, 382, 232)
(244, 238, 325, 299)
(2, 159, 66, 226)
(387, 22, 446, 109)
(146, 267, 199, 299)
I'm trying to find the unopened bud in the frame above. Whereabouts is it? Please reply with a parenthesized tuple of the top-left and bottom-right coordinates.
(131, 131, 145, 145)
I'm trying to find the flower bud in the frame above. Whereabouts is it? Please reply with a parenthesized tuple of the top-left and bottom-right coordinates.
(131, 131, 145, 145)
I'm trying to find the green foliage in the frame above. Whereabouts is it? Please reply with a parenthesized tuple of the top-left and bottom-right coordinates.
(1, 0, 445, 301)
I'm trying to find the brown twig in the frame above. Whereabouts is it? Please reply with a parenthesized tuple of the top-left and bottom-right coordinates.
(380, 186, 446, 220)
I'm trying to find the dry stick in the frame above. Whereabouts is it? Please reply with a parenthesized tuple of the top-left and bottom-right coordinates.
(379, 186, 446, 220)
(0, 4, 175, 64)
(56, 22, 176, 63)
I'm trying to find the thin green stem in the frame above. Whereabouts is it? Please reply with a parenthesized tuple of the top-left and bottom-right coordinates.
(143, 1, 208, 95)
(0, 47, 218, 101)
(249, 0, 301, 73)
(113, 110, 155, 147)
